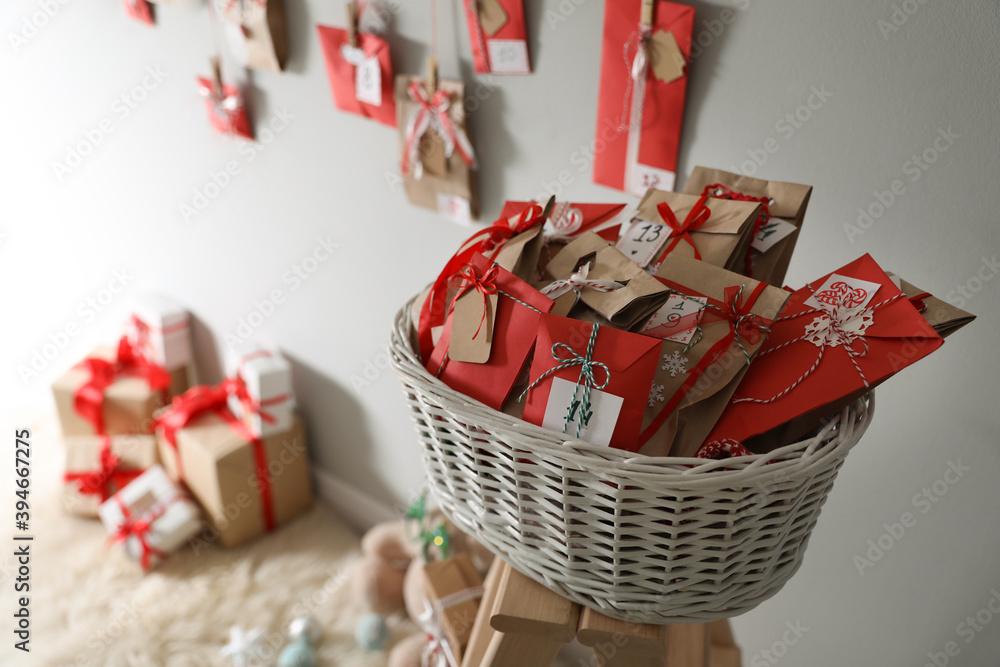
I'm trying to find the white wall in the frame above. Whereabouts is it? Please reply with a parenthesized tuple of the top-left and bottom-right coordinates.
(3, 1, 999, 664)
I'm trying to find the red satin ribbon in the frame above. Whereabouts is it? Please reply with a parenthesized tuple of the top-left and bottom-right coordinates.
(700, 183, 772, 277)
(908, 291, 932, 313)
(64, 436, 143, 502)
(111, 494, 171, 571)
(417, 203, 545, 361)
(153, 381, 276, 533)
(655, 194, 712, 263)
(74, 336, 171, 435)
(637, 281, 771, 447)
(448, 263, 499, 340)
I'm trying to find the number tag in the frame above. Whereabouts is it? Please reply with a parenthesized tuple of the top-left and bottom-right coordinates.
(616, 219, 669, 267)
(355, 55, 382, 107)
(751, 217, 797, 253)
(542, 377, 623, 447)
(487, 39, 530, 74)
(642, 293, 706, 344)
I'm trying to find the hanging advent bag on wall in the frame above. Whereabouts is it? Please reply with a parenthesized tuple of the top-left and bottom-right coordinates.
(593, 0, 694, 196)
(123, 0, 155, 25)
(461, 0, 531, 75)
(217, 0, 289, 73)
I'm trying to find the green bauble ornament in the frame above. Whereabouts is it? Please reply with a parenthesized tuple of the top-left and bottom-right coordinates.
(277, 636, 317, 667)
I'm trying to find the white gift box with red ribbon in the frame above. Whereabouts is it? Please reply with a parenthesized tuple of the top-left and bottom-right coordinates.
(97, 465, 202, 571)
(225, 343, 296, 439)
(127, 293, 192, 372)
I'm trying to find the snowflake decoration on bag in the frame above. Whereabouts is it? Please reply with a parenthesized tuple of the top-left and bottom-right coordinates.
(648, 383, 665, 407)
(661, 350, 688, 377)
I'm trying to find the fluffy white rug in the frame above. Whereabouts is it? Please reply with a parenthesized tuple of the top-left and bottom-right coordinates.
(0, 415, 417, 667)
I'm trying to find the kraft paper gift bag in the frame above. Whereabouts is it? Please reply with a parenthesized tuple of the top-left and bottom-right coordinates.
(593, 0, 695, 195)
(617, 189, 759, 274)
(461, 0, 531, 74)
(683, 166, 813, 285)
(217, 0, 288, 72)
(887, 273, 976, 338)
(396, 75, 478, 225)
(317, 22, 396, 127)
(636, 255, 790, 458)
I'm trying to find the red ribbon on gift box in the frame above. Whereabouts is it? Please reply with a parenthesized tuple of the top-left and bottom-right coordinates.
(154, 381, 276, 533)
(449, 263, 500, 340)
(64, 436, 143, 502)
(417, 203, 546, 362)
(74, 336, 171, 435)
(232, 349, 292, 425)
(655, 194, 712, 263)
(110, 493, 177, 571)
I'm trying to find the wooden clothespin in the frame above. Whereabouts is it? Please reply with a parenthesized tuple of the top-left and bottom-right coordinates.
(211, 57, 223, 98)
(425, 57, 438, 97)
(640, 0, 655, 28)
(347, 1, 359, 48)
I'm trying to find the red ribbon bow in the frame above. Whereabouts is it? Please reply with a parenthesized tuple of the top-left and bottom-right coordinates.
(64, 437, 143, 502)
(719, 284, 770, 347)
(656, 194, 712, 262)
(74, 336, 171, 435)
(111, 495, 170, 571)
(449, 263, 499, 340)
(417, 203, 546, 361)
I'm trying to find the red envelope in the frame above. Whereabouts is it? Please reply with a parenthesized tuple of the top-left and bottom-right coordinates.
(123, 0, 154, 25)
(706, 254, 944, 447)
(196, 77, 253, 141)
(462, 0, 531, 74)
(427, 253, 553, 410)
(593, 0, 694, 196)
(521, 315, 661, 451)
(316, 26, 396, 127)
(500, 200, 627, 244)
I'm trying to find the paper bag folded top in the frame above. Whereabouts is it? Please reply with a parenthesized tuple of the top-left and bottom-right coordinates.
(217, 0, 288, 72)
(888, 273, 976, 338)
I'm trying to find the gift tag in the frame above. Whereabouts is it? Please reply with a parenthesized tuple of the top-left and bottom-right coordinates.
(487, 40, 530, 74)
(629, 163, 676, 198)
(641, 293, 706, 344)
(648, 30, 686, 84)
(355, 55, 382, 106)
(805, 274, 882, 313)
(437, 194, 472, 226)
(420, 133, 449, 178)
(478, 0, 509, 35)
(542, 377, 623, 447)
(448, 287, 498, 364)
(751, 217, 797, 253)
(616, 220, 669, 267)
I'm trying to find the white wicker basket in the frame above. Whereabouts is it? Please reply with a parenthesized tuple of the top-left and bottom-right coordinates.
(390, 300, 873, 624)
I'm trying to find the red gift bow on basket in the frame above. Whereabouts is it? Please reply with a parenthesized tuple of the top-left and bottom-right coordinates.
(74, 336, 171, 435)
(154, 380, 277, 532)
(637, 281, 771, 447)
(401, 81, 476, 178)
(655, 194, 712, 263)
(700, 183, 771, 277)
(110, 494, 177, 571)
(64, 437, 143, 502)
(417, 203, 546, 361)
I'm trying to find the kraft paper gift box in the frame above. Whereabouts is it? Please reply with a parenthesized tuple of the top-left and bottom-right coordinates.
(197, 76, 254, 140)
(156, 384, 313, 548)
(52, 341, 170, 437)
(520, 314, 662, 450)
(218, 0, 288, 73)
(414, 202, 548, 362)
(123, 0, 155, 24)
(594, 0, 695, 195)
(422, 553, 484, 665)
(98, 465, 202, 571)
(887, 274, 976, 338)
(462, 0, 531, 74)
(63, 434, 159, 518)
(317, 22, 396, 127)
(396, 75, 478, 225)
(545, 232, 670, 330)
(705, 254, 944, 452)
(683, 166, 813, 285)
(619, 190, 759, 273)
(126, 293, 194, 398)
(426, 253, 554, 410)
(635, 255, 790, 458)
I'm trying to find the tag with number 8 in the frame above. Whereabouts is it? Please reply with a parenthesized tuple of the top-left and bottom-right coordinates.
(616, 220, 669, 267)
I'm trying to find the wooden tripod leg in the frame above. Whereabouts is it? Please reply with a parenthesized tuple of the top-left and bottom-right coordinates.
(664, 624, 710, 667)
(461, 558, 505, 667)
(707, 619, 740, 667)
(577, 607, 668, 667)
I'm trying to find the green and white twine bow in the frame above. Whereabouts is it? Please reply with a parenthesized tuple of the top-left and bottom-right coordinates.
(518, 325, 610, 438)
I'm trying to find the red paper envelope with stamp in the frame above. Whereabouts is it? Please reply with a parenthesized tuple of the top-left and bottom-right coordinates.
(462, 0, 531, 74)
(317, 26, 396, 127)
(593, 0, 695, 195)
(705, 254, 944, 448)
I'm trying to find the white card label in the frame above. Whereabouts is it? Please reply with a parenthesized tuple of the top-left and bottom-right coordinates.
(616, 220, 670, 267)
(642, 294, 707, 344)
(487, 39, 530, 74)
(751, 217, 797, 253)
(436, 194, 472, 226)
(805, 274, 882, 313)
(355, 55, 382, 106)
(542, 377, 623, 447)
(629, 163, 676, 198)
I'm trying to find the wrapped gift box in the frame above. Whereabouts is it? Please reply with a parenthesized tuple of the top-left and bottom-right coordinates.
(52, 341, 170, 437)
(63, 434, 159, 517)
(126, 293, 194, 398)
(98, 465, 202, 571)
(423, 553, 484, 665)
(225, 344, 295, 439)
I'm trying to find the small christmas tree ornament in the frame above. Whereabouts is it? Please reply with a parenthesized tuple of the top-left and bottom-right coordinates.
(279, 616, 322, 666)
(354, 612, 389, 651)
